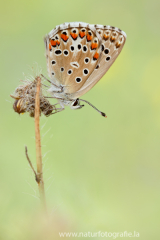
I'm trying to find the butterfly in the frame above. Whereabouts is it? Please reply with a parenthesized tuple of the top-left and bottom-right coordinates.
(44, 22, 126, 117)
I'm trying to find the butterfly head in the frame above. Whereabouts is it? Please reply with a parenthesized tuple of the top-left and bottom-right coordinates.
(70, 98, 84, 110)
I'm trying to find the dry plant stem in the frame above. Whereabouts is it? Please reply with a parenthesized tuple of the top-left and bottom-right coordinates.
(25, 146, 38, 182)
(35, 76, 46, 210)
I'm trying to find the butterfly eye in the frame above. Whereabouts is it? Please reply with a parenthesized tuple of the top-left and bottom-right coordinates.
(71, 99, 81, 108)
(75, 77, 82, 83)
(72, 99, 78, 106)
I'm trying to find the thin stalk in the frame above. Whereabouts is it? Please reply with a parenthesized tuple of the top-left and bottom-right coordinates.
(35, 76, 46, 211)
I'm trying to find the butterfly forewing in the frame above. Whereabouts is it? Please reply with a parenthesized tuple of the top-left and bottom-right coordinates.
(44, 23, 102, 94)
(70, 25, 126, 99)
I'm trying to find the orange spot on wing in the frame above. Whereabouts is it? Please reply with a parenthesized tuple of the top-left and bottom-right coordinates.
(49, 43, 52, 51)
(104, 34, 109, 40)
(87, 34, 92, 41)
(110, 36, 116, 42)
(93, 52, 99, 60)
(50, 40, 57, 47)
(70, 33, 78, 40)
(61, 34, 69, 42)
(91, 43, 98, 50)
(79, 31, 85, 38)
(56, 40, 60, 46)
(115, 42, 121, 48)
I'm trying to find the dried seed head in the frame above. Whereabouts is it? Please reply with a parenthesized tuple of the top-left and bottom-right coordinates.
(11, 76, 55, 117)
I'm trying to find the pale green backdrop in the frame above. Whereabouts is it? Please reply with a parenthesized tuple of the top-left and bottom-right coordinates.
(0, 0, 160, 239)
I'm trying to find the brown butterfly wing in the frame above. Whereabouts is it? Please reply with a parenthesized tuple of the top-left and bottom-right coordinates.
(44, 22, 102, 94)
(70, 25, 126, 99)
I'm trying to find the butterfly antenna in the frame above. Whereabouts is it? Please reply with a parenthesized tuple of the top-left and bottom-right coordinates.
(79, 99, 107, 118)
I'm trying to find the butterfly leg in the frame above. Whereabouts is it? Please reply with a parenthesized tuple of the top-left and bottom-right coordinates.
(41, 74, 55, 85)
(44, 96, 64, 101)
(41, 74, 63, 93)
(48, 107, 65, 116)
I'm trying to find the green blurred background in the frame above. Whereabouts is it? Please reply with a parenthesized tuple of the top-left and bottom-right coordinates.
(0, 0, 160, 239)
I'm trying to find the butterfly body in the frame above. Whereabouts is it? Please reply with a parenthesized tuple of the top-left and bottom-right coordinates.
(44, 22, 126, 115)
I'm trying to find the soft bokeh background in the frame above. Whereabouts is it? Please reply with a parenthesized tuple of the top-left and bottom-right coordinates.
(0, 0, 160, 239)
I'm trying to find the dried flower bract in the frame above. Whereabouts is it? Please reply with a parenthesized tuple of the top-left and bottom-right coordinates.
(11, 76, 55, 117)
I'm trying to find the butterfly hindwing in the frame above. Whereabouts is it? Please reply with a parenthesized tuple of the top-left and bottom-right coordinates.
(70, 25, 126, 99)
(44, 22, 102, 94)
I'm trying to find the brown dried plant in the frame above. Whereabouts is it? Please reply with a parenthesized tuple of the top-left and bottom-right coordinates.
(10, 76, 56, 117)
(10, 75, 55, 212)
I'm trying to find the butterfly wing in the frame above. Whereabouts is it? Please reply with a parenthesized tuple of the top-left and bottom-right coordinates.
(44, 22, 102, 95)
(70, 25, 127, 99)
